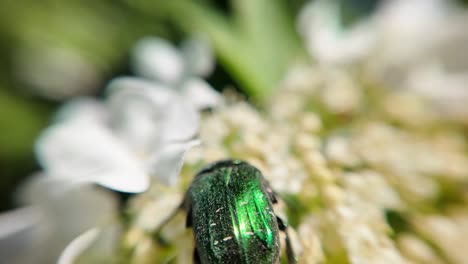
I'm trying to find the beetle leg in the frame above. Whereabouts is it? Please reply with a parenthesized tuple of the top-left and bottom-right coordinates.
(270, 190, 278, 204)
(186, 207, 193, 228)
(276, 216, 297, 264)
(263, 178, 278, 204)
(193, 247, 201, 264)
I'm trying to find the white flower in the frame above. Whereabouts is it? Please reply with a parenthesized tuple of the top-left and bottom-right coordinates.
(371, 0, 468, 121)
(35, 36, 223, 192)
(1, 35, 223, 264)
(298, 0, 468, 120)
(37, 91, 199, 192)
(0, 175, 117, 264)
(298, 0, 376, 65)
(298, 0, 465, 68)
(132, 36, 222, 109)
(57, 228, 101, 264)
(405, 64, 468, 122)
(374, 0, 458, 66)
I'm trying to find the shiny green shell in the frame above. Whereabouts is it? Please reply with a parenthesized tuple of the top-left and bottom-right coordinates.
(185, 160, 280, 264)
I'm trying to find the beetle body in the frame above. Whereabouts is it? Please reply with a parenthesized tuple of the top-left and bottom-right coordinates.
(156, 160, 296, 264)
(185, 160, 280, 264)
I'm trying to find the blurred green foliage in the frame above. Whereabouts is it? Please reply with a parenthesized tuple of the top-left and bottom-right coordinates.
(126, 0, 306, 102)
(0, 0, 387, 210)
(174, 0, 305, 102)
(0, 0, 175, 209)
(0, 86, 51, 210)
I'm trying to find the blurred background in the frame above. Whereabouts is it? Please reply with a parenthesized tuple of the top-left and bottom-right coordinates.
(0, 0, 301, 211)
(0, 0, 467, 211)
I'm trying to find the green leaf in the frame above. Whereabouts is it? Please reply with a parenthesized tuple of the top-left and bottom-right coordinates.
(0, 88, 51, 161)
(169, 0, 305, 102)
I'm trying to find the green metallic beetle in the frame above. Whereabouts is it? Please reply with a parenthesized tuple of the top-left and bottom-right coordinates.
(159, 159, 296, 264)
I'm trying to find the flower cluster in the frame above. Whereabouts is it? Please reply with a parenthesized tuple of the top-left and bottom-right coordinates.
(125, 1, 468, 263)
(299, 0, 468, 123)
(2, 1, 468, 263)
(0, 37, 221, 263)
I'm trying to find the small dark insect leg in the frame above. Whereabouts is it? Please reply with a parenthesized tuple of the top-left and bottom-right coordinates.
(270, 192, 278, 204)
(186, 207, 193, 228)
(263, 179, 278, 204)
(193, 247, 201, 264)
(277, 216, 297, 264)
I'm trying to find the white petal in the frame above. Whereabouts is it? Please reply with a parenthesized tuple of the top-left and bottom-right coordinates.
(376, 0, 452, 64)
(182, 78, 222, 109)
(58, 224, 119, 264)
(0, 207, 39, 240)
(40, 184, 116, 252)
(17, 173, 71, 205)
(407, 65, 468, 119)
(147, 139, 200, 185)
(58, 228, 100, 264)
(160, 98, 199, 143)
(107, 77, 175, 107)
(23, 180, 117, 253)
(36, 119, 149, 193)
(378, 0, 450, 42)
(7, 178, 117, 264)
(298, 0, 375, 64)
(54, 97, 108, 124)
(17, 175, 118, 229)
(0, 207, 40, 263)
(132, 37, 185, 84)
(106, 77, 176, 151)
(181, 37, 214, 77)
